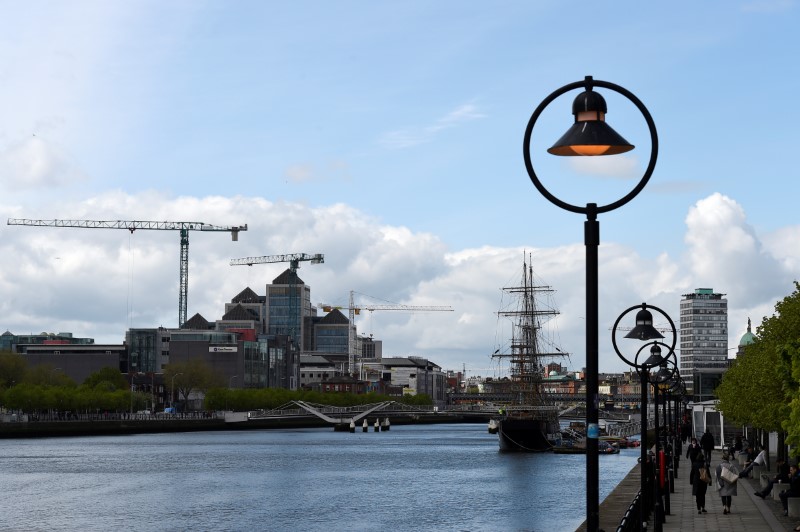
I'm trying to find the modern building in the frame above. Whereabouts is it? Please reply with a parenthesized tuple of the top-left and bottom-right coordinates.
(266, 269, 315, 351)
(679, 288, 728, 402)
(363, 356, 447, 407)
(0, 331, 96, 352)
(0, 331, 121, 385)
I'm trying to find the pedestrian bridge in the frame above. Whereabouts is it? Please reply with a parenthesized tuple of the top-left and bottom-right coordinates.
(246, 400, 446, 425)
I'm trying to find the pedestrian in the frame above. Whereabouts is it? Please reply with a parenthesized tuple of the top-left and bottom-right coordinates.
(780, 464, 800, 516)
(692, 457, 710, 514)
(755, 458, 790, 498)
(700, 429, 715, 464)
(716, 451, 739, 514)
(733, 435, 743, 453)
(686, 437, 702, 480)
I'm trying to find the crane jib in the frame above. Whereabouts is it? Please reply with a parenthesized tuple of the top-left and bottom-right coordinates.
(7, 218, 248, 328)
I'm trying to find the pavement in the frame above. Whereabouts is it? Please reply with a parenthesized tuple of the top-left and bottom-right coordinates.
(580, 448, 798, 531)
(662, 448, 794, 532)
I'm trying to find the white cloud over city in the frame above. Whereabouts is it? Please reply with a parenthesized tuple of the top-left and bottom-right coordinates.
(1, 190, 795, 375)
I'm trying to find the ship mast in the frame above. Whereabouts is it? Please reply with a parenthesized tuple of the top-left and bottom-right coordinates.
(493, 254, 566, 407)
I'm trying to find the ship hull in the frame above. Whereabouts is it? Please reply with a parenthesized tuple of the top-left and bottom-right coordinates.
(497, 417, 559, 452)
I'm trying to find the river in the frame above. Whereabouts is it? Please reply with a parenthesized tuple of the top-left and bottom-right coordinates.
(0, 423, 638, 531)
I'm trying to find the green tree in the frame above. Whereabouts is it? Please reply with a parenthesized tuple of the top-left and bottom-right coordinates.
(23, 364, 76, 387)
(83, 367, 128, 391)
(164, 360, 222, 410)
(0, 351, 26, 388)
(718, 282, 800, 457)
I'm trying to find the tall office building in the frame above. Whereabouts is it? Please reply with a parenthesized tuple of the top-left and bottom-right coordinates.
(679, 288, 728, 401)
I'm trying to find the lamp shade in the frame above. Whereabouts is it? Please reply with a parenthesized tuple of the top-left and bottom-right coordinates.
(643, 343, 663, 367)
(548, 89, 634, 156)
(624, 308, 665, 341)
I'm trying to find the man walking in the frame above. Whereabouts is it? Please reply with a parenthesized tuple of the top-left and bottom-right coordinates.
(700, 430, 715, 464)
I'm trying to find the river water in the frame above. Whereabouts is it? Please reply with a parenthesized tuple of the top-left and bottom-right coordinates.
(0, 423, 638, 531)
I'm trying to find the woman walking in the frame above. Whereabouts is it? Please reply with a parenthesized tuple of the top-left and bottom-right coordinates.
(716, 451, 739, 514)
(692, 457, 710, 513)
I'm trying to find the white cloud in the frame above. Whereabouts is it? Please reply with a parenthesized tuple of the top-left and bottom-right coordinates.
(0, 190, 797, 375)
(0, 136, 86, 190)
(567, 154, 641, 180)
(378, 102, 484, 149)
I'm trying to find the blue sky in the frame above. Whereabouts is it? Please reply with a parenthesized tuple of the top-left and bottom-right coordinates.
(1, 1, 799, 376)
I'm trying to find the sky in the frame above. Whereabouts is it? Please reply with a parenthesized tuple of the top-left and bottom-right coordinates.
(1, 1, 799, 377)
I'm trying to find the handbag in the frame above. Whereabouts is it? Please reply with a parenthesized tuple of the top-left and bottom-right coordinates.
(720, 465, 739, 484)
(699, 467, 711, 484)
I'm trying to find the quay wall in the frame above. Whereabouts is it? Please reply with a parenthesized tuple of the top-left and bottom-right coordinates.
(0, 412, 487, 439)
(574, 462, 642, 532)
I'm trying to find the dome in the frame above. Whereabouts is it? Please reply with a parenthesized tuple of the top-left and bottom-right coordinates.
(739, 317, 757, 347)
(549, 370, 558, 377)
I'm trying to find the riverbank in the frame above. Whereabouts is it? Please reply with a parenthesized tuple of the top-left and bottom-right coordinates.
(0, 412, 485, 438)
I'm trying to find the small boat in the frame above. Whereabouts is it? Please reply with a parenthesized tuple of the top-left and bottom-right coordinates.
(598, 441, 620, 455)
(487, 419, 499, 434)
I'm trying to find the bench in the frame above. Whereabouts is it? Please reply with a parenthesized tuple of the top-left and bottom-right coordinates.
(774, 482, 790, 500)
(748, 463, 763, 479)
(789, 496, 800, 517)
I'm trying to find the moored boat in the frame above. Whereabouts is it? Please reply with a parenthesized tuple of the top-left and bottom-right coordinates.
(492, 254, 568, 452)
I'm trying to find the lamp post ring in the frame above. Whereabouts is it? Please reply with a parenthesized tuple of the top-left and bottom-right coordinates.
(523, 77, 659, 216)
(611, 302, 677, 369)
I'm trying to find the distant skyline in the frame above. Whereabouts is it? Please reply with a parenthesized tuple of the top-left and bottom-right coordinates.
(1, 2, 798, 375)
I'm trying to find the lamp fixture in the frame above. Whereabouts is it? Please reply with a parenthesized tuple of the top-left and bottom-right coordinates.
(548, 82, 634, 157)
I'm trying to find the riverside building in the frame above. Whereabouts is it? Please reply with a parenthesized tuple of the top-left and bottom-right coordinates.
(679, 288, 728, 402)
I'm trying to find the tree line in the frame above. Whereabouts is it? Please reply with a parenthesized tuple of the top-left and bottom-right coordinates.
(716, 281, 800, 460)
(0, 354, 431, 414)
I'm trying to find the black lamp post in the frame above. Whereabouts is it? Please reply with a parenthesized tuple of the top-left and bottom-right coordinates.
(650, 354, 678, 531)
(524, 76, 658, 532)
(612, 303, 676, 532)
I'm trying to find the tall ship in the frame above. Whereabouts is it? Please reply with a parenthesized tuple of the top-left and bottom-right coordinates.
(491, 254, 568, 452)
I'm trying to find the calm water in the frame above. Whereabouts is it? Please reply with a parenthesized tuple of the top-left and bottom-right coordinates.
(0, 423, 637, 531)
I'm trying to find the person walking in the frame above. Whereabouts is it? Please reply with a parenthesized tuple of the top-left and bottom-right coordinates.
(686, 437, 702, 481)
(716, 451, 739, 514)
(700, 429, 715, 464)
(692, 457, 710, 514)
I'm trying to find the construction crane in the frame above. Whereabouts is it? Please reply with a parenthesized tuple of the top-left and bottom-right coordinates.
(321, 290, 454, 376)
(229, 253, 324, 342)
(7, 218, 247, 327)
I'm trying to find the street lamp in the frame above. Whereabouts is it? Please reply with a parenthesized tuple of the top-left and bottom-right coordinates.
(650, 355, 678, 530)
(525, 76, 658, 532)
(612, 303, 676, 532)
(171, 373, 183, 410)
(227, 375, 238, 412)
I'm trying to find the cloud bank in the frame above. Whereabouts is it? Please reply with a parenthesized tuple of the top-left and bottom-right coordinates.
(1, 190, 796, 375)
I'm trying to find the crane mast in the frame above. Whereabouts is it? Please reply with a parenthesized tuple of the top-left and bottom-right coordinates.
(7, 218, 247, 327)
(321, 290, 454, 376)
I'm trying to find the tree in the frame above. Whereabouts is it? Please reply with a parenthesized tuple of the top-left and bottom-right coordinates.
(718, 282, 800, 458)
(164, 360, 222, 410)
(0, 351, 27, 388)
(83, 367, 128, 391)
(23, 364, 76, 387)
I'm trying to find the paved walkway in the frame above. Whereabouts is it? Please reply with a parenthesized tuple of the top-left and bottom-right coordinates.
(661, 449, 792, 532)
(580, 448, 798, 531)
